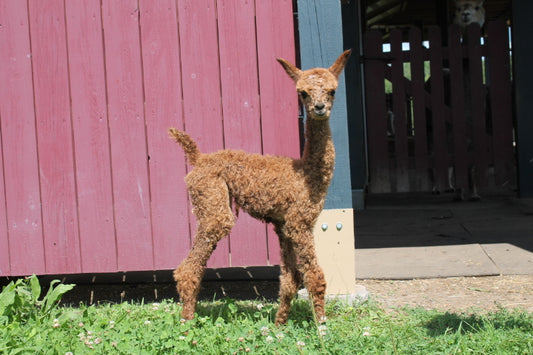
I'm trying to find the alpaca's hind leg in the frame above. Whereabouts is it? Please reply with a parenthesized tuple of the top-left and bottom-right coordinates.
(174, 181, 234, 320)
(275, 227, 302, 325)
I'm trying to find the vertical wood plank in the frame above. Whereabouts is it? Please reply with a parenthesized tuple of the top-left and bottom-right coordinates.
(139, 0, 190, 270)
(256, 0, 298, 266)
(29, 0, 82, 274)
(218, 0, 261, 153)
(465, 24, 488, 186)
(102, 0, 154, 271)
(409, 27, 430, 191)
(428, 27, 449, 191)
(217, 0, 267, 267)
(363, 30, 390, 193)
(390, 29, 409, 191)
(177, 0, 229, 268)
(448, 24, 469, 189)
(0, 0, 45, 275)
(487, 21, 514, 186)
(0, 132, 8, 274)
(65, 0, 117, 273)
(256, 0, 299, 159)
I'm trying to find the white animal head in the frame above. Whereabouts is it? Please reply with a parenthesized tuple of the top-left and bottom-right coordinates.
(453, 0, 485, 28)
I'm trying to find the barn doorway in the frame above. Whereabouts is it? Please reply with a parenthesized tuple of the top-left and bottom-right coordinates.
(343, 0, 515, 198)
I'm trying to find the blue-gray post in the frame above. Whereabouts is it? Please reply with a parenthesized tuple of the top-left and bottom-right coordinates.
(297, 0, 353, 209)
(513, 1, 533, 198)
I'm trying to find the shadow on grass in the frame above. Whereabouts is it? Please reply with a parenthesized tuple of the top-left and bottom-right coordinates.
(424, 310, 533, 337)
(195, 298, 314, 325)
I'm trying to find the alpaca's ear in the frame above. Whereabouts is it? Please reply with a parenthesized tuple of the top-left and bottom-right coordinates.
(277, 58, 302, 82)
(328, 49, 352, 78)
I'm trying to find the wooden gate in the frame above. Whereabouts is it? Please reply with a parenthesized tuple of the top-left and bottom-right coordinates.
(363, 22, 514, 194)
(0, 0, 298, 276)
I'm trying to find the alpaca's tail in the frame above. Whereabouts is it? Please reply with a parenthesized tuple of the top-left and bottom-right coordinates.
(168, 128, 200, 165)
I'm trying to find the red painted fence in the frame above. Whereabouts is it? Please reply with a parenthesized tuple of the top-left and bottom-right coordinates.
(0, 0, 299, 276)
(363, 22, 514, 194)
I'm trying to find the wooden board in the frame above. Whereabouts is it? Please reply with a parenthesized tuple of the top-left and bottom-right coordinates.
(29, 0, 82, 274)
(486, 21, 514, 186)
(177, 0, 229, 268)
(297, 0, 353, 209)
(465, 25, 489, 187)
(0, 127, 7, 274)
(217, 0, 267, 267)
(139, 0, 190, 270)
(448, 24, 469, 189)
(408, 27, 430, 191)
(390, 29, 409, 192)
(65, 0, 117, 273)
(0, 0, 45, 275)
(428, 27, 449, 191)
(363, 30, 390, 193)
(256, 0, 298, 266)
(102, 0, 154, 271)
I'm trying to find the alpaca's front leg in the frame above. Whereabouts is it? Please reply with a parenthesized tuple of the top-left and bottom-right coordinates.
(287, 229, 327, 323)
(302, 262, 327, 323)
(275, 235, 302, 325)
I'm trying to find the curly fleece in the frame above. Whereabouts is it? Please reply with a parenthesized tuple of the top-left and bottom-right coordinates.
(169, 50, 351, 325)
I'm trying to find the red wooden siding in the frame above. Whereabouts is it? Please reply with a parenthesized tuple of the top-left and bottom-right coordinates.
(30, 0, 82, 274)
(363, 22, 515, 194)
(256, 0, 298, 266)
(139, 0, 189, 271)
(66, 0, 118, 273)
(0, 0, 45, 275)
(217, 0, 267, 267)
(0, 0, 298, 276)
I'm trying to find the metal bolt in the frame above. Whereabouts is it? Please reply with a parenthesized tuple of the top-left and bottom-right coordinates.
(336, 223, 343, 231)
(321, 223, 328, 231)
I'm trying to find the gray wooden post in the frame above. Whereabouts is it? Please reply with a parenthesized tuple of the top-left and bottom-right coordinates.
(297, 0, 353, 210)
(297, 0, 360, 298)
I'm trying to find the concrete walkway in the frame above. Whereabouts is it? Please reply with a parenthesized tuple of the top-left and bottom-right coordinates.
(354, 192, 533, 279)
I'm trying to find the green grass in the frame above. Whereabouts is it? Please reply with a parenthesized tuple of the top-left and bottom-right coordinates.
(2, 276, 533, 354)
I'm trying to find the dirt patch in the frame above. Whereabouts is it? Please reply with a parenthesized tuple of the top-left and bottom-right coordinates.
(358, 275, 533, 313)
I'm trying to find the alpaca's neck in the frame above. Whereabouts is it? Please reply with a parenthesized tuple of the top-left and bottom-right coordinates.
(301, 118, 335, 200)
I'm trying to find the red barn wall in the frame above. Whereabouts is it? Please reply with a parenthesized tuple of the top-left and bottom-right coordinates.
(0, 0, 299, 276)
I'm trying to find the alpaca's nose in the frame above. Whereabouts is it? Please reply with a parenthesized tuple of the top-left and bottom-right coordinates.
(315, 103, 325, 110)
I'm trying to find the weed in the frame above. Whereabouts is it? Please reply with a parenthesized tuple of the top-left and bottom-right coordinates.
(2, 277, 533, 354)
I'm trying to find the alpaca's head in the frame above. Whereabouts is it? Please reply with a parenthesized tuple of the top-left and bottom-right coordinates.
(277, 50, 351, 120)
(454, 0, 485, 28)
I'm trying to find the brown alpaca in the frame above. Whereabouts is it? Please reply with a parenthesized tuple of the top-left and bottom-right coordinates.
(169, 50, 351, 325)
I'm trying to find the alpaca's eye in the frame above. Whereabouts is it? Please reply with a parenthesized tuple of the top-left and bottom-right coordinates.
(329, 90, 336, 97)
(300, 91, 309, 99)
